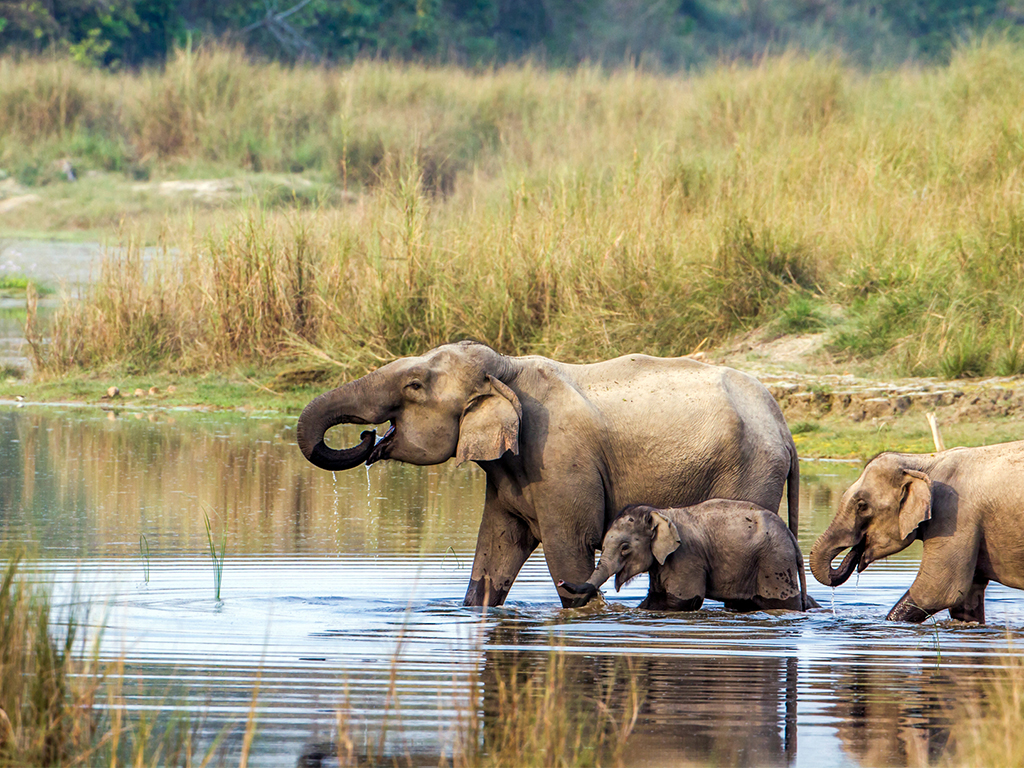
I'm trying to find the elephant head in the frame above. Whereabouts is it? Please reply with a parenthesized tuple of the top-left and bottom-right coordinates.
(559, 505, 681, 603)
(296, 342, 522, 471)
(810, 454, 932, 587)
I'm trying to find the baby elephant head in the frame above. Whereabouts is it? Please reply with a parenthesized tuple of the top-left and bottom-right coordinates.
(560, 505, 682, 603)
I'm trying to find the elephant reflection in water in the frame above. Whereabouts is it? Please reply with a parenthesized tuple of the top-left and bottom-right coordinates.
(817, 655, 967, 767)
(479, 620, 798, 767)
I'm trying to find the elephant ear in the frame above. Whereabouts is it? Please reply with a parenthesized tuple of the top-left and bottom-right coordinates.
(650, 511, 682, 565)
(456, 375, 522, 465)
(898, 468, 932, 540)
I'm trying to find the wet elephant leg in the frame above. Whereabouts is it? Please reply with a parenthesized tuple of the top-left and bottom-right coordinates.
(752, 595, 806, 611)
(545, 539, 600, 609)
(887, 590, 933, 623)
(464, 500, 538, 607)
(889, 552, 981, 623)
(948, 578, 988, 624)
(640, 592, 704, 611)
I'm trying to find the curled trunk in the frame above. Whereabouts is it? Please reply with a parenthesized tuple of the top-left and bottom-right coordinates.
(809, 524, 863, 587)
(296, 381, 385, 471)
(303, 427, 377, 471)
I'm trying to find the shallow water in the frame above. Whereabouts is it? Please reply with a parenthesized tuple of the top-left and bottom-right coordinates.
(2, 406, 1022, 767)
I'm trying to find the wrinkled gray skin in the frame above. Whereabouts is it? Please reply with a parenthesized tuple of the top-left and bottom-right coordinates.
(809, 443, 1024, 623)
(559, 501, 817, 612)
(296, 341, 799, 608)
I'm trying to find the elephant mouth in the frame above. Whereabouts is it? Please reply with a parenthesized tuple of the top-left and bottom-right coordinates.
(614, 571, 641, 592)
(366, 424, 396, 465)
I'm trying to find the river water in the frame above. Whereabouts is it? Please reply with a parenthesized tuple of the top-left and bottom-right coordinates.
(2, 406, 1022, 766)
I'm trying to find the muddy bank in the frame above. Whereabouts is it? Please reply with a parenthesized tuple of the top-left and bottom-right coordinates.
(761, 371, 1023, 424)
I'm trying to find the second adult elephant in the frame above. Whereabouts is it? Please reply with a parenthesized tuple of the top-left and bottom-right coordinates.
(809, 442, 1024, 623)
(297, 341, 799, 607)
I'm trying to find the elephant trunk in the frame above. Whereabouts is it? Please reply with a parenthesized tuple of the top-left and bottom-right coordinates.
(557, 559, 616, 607)
(588, 559, 616, 592)
(809, 519, 863, 587)
(296, 375, 390, 471)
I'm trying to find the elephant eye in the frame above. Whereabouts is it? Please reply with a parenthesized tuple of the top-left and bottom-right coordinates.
(405, 381, 423, 392)
(856, 498, 869, 513)
(620, 543, 630, 554)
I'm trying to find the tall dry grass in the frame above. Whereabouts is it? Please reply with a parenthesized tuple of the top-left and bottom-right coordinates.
(1, 556, 639, 767)
(0, 557, 94, 765)
(326, 626, 640, 767)
(15, 40, 1024, 379)
(0, 557, 250, 766)
(949, 649, 1024, 767)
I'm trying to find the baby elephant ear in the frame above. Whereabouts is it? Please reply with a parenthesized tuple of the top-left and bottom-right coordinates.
(899, 468, 932, 540)
(456, 376, 522, 465)
(650, 510, 681, 565)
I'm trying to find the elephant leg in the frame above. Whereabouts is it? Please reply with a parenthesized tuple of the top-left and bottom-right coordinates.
(640, 592, 703, 611)
(464, 500, 538, 607)
(889, 546, 980, 623)
(948, 578, 988, 624)
(887, 590, 933, 623)
(545, 541, 600, 609)
(753, 595, 806, 611)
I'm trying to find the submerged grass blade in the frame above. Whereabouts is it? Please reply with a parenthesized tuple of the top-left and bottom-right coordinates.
(202, 511, 226, 601)
(139, 533, 150, 584)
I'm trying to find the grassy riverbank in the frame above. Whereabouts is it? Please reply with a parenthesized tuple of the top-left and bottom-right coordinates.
(5, 41, 1024, 385)
(3, 42, 1024, 459)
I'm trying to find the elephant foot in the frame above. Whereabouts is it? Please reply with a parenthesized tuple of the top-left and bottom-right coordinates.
(886, 590, 932, 623)
(463, 578, 509, 607)
(556, 580, 598, 608)
(949, 580, 987, 624)
(803, 594, 821, 611)
(640, 593, 703, 611)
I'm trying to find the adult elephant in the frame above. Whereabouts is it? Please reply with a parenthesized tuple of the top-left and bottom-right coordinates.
(809, 443, 1024, 623)
(297, 341, 799, 607)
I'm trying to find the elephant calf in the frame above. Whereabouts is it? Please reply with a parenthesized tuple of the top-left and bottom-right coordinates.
(560, 501, 818, 612)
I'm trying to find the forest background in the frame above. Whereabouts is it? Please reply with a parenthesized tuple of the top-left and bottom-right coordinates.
(2, 0, 1023, 70)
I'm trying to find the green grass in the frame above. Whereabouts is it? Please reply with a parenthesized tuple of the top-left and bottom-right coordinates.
(202, 511, 226, 601)
(0, 275, 30, 291)
(790, 414, 1024, 460)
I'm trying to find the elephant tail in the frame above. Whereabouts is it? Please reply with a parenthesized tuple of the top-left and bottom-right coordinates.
(786, 439, 799, 539)
(796, 547, 818, 610)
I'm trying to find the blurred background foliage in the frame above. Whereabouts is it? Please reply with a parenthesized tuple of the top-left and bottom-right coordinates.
(1, 0, 1022, 70)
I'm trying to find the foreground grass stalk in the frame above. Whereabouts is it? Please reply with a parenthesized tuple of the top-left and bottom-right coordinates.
(0, 558, 262, 766)
(139, 534, 151, 585)
(0, 556, 87, 766)
(950, 646, 1024, 767)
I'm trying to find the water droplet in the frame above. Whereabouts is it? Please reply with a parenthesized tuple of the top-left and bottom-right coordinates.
(830, 587, 836, 616)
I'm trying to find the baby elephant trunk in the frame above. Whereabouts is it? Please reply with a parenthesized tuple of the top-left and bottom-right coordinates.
(557, 560, 614, 607)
